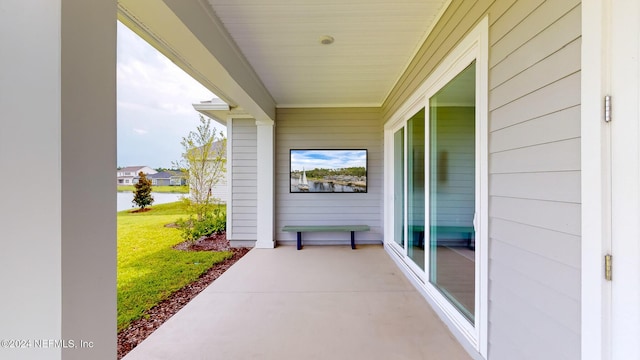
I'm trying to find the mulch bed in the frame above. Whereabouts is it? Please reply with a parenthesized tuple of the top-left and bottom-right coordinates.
(117, 232, 250, 359)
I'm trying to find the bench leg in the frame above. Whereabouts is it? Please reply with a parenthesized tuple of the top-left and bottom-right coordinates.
(351, 231, 356, 250)
(297, 232, 302, 250)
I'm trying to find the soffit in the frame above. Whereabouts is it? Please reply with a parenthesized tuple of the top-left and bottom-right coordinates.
(206, 0, 450, 108)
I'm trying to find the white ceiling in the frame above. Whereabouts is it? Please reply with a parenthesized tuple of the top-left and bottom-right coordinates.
(206, 0, 450, 108)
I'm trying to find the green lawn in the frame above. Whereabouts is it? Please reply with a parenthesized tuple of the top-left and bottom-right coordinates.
(117, 201, 232, 331)
(117, 185, 189, 193)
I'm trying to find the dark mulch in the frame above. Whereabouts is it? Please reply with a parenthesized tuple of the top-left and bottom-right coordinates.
(117, 232, 250, 359)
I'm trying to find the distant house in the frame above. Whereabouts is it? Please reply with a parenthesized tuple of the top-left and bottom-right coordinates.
(117, 166, 157, 185)
(184, 141, 227, 204)
(148, 171, 186, 186)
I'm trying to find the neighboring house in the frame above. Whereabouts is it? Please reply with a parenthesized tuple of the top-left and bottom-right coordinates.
(147, 171, 172, 186)
(147, 170, 187, 187)
(184, 140, 227, 204)
(116, 166, 157, 185)
(9, 1, 640, 360)
(169, 172, 187, 186)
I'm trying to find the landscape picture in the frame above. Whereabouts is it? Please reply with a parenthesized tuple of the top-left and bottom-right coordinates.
(290, 149, 367, 193)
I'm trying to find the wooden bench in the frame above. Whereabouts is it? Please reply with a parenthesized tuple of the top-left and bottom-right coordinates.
(409, 225, 475, 249)
(282, 225, 371, 250)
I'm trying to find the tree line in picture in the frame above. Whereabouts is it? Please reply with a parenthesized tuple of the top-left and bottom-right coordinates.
(295, 166, 366, 179)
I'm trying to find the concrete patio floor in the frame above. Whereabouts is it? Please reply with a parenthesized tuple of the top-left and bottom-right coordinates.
(123, 245, 471, 360)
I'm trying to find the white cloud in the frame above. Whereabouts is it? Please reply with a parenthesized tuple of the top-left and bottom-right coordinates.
(117, 21, 222, 168)
(133, 128, 149, 135)
(290, 150, 367, 171)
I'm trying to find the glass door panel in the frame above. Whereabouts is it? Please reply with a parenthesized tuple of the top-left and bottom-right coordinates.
(407, 109, 425, 270)
(429, 62, 476, 322)
(393, 128, 405, 247)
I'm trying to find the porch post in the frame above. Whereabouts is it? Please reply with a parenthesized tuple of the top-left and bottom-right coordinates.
(1, 1, 117, 359)
(61, 0, 117, 358)
(225, 117, 235, 241)
(255, 120, 275, 248)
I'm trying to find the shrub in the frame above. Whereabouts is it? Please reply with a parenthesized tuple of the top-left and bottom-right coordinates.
(177, 206, 226, 243)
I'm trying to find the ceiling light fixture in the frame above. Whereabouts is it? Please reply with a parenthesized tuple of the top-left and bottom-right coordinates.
(319, 35, 335, 45)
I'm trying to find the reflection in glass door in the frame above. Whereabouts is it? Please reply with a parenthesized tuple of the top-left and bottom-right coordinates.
(407, 109, 425, 270)
(429, 62, 476, 322)
(393, 128, 405, 247)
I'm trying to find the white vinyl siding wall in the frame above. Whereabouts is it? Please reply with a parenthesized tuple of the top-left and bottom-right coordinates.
(211, 179, 227, 204)
(230, 118, 257, 241)
(275, 108, 383, 245)
(383, 0, 582, 358)
(488, 1, 581, 358)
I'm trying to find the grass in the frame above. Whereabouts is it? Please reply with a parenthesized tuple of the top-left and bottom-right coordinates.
(117, 201, 232, 331)
(117, 185, 189, 193)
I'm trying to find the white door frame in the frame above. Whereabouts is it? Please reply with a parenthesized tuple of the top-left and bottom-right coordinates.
(582, 1, 640, 359)
(609, 0, 640, 358)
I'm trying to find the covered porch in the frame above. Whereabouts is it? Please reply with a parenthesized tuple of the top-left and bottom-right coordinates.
(6, 0, 640, 359)
(123, 245, 471, 360)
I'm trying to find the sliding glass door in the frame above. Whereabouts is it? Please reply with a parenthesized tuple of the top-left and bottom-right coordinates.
(393, 128, 405, 247)
(388, 62, 478, 322)
(384, 19, 487, 355)
(428, 62, 476, 321)
(407, 109, 426, 270)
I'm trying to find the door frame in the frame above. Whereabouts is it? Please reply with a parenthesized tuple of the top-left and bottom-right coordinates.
(582, 1, 640, 359)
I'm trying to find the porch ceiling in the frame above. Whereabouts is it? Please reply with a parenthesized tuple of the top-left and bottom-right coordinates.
(205, 0, 450, 108)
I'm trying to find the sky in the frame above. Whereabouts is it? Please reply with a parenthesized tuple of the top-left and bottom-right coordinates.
(117, 21, 222, 169)
(290, 150, 367, 172)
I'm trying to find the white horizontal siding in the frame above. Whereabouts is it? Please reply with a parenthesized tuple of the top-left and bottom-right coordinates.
(491, 138, 581, 174)
(490, 218, 580, 269)
(486, 1, 582, 358)
(491, 72, 581, 131)
(230, 118, 257, 242)
(211, 179, 227, 204)
(490, 105, 580, 153)
(275, 108, 383, 245)
(489, 1, 581, 87)
(490, 171, 581, 203)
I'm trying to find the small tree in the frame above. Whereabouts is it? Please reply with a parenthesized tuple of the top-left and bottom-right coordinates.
(132, 171, 154, 210)
(175, 115, 226, 221)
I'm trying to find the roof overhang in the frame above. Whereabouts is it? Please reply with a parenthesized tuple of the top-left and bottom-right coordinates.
(118, 0, 450, 120)
(192, 98, 231, 126)
(118, 0, 276, 124)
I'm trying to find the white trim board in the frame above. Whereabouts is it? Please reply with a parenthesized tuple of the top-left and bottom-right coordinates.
(581, 1, 611, 359)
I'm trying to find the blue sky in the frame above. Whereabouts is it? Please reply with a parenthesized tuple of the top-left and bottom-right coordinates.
(117, 21, 222, 169)
(290, 150, 367, 172)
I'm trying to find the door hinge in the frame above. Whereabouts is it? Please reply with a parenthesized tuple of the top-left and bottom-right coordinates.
(604, 95, 612, 122)
(605, 254, 613, 281)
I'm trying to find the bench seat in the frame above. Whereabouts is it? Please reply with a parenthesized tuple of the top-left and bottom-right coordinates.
(409, 225, 475, 249)
(282, 225, 371, 250)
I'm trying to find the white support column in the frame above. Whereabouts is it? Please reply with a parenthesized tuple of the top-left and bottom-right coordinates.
(255, 120, 275, 248)
(1, 2, 63, 359)
(225, 117, 234, 240)
(1, 1, 117, 359)
(61, 0, 117, 358)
